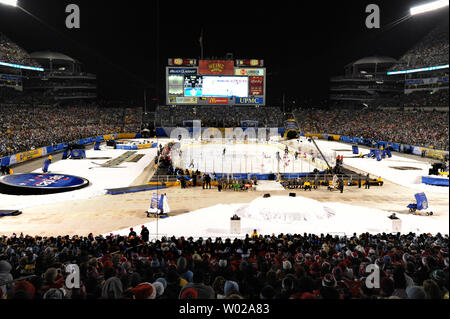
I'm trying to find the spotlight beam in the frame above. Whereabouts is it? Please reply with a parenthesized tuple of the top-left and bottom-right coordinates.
(410, 0, 449, 16)
(0, 0, 17, 7)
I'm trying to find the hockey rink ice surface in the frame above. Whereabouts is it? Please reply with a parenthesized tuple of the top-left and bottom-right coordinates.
(172, 141, 327, 174)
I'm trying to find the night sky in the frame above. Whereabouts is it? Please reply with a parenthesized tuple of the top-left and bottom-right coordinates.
(0, 0, 448, 107)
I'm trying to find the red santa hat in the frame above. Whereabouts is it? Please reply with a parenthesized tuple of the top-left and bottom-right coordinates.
(132, 283, 156, 299)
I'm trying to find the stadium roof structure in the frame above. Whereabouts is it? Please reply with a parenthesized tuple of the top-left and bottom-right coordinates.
(30, 51, 76, 63)
(351, 56, 398, 66)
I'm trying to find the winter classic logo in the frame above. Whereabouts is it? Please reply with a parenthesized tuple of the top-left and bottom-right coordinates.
(207, 62, 225, 73)
(2, 173, 88, 189)
(20, 174, 70, 187)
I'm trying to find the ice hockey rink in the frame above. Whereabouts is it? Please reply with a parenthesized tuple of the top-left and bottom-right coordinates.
(170, 139, 331, 174)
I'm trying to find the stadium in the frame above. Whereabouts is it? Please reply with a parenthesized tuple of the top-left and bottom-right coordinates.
(0, 0, 448, 308)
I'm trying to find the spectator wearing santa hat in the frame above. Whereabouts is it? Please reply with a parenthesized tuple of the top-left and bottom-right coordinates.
(132, 282, 156, 299)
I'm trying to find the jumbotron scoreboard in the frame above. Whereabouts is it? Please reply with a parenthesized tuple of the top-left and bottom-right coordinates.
(166, 58, 266, 105)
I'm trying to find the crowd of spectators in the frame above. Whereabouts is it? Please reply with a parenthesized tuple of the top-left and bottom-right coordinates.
(329, 89, 448, 106)
(293, 107, 449, 150)
(371, 89, 449, 108)
(0, 87, 55, 105)
(394, 90, 448, 107)
(0, 231, 447, 299)
(0, 105, 142, 158)
(0, 33, 40, 67)
(155, 105, 285, 128)
(390, 21, 449, 71)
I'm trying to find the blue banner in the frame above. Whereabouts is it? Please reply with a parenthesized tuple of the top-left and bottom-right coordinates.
(235, 97, 264, 105)
(421, 177, 449, 187)
(1, 156, 10, 166)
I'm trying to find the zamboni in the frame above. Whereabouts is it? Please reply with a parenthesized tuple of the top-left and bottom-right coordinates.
(407, 192, 433, 216)
(147, 193, 170, 218)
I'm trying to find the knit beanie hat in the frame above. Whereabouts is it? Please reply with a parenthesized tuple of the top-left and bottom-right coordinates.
(177, 257, 187, 270)
(43, 288, 65, 299)
(181, 270, 193, 283)
(152, 281, 165, 297)
(0, 260, 12, 273)
(122, 261, 131, 272)
(283, 260, 292, 270)
(102, 277, 124, 299)
(218, 259, 227, 268)
(260, 285, 275, 299)
(155, 277, 167, 290)
(406, 286, 425, 299)
(180, 287, 199, 299)
(432, 269, 446, 284)
(13, 280, 35, 299)
(322, 273, 337, 287)
(224, 280, 239, 296)
(282, 277, 294, 290)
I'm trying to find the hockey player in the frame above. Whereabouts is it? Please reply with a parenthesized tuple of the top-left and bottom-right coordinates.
(223, 148, 226, 156)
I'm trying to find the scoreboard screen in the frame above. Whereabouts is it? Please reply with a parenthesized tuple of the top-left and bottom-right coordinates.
(166, 60, 265, 105)
(184, 76, 248, 98)
(202, 76, 248, 98)
(184, 76, 203, 97)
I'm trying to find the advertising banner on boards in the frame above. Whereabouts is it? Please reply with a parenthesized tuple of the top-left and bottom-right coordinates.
(235, 68, 265, 76)
(249, 76, 264, 95)
(168, 97, 198, 104)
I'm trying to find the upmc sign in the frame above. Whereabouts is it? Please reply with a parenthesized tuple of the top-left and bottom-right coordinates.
(199, 60, 234, 75)
(235, 97, 264, 105)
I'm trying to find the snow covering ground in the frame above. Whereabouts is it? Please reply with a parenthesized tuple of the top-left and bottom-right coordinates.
(108, 195, 449, 239)
(0, 145, 159, 210)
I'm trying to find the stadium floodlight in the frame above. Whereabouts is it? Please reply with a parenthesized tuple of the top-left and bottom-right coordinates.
(410, 0, 449, 16)
(0, 0, 17, 7)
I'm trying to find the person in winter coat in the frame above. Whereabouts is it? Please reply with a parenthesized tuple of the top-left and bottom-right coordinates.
(128, 228, 137, 238)
(164, 269, 186, 299)
(140, 226, 150, 242)
(102, 276, 123, 299)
